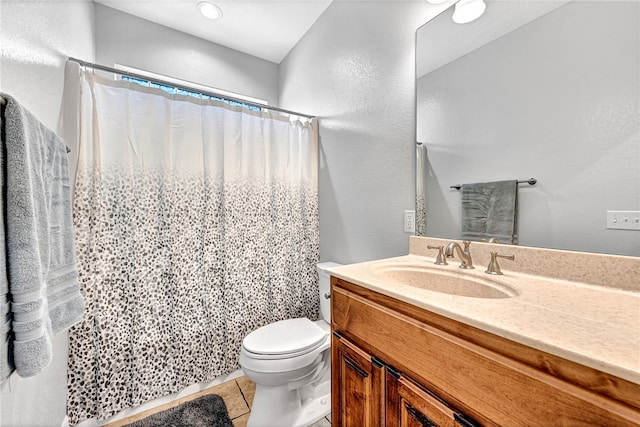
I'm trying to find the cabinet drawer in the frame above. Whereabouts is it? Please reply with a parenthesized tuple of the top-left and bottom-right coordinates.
(332, 282, 640, 426)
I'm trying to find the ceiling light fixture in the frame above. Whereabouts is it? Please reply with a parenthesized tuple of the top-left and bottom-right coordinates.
(452, 0, 486, 24)
(197, 2, 222, 20)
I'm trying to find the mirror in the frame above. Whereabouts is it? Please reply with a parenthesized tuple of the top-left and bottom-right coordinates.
(416, 0, 639, 257)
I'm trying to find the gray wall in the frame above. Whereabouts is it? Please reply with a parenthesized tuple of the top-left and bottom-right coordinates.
(0, 1, 96, 425)
(95, 4, 279, 106)
(418, 1, 640, 256)
(279, 0, 447, 264)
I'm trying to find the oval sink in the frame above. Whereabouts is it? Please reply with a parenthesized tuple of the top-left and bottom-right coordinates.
(373, 264, 518, 299)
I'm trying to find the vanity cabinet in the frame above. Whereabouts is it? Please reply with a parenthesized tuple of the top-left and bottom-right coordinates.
(332, 330, 477, 427)
(330, 277, 640, 427)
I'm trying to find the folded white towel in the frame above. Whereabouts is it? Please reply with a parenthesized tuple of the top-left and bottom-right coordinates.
(1, 93, 85, 378)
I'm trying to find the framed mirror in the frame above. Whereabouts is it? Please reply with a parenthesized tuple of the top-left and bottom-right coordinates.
(416, 0, 639, 257)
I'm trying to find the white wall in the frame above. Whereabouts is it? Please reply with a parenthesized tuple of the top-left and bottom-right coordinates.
(95, 4, 279, 106)
(279, 0, 450, 264)
(417, 1, 640, 256)
(0, 1, 96, 425)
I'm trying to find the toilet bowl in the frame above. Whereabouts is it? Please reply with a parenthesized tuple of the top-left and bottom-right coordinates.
(240, 262, 341, 427)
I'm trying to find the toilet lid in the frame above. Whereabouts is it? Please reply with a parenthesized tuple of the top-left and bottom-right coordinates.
(242, 318, 328, 358)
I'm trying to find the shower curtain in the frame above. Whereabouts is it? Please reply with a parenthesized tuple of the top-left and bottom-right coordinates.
(67, 71, 319, 425)
(416, 143, 427, 236)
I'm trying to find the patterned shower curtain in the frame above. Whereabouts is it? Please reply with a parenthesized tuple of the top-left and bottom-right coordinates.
(416, 143, 427, 236)
(67, 72, 319, 425)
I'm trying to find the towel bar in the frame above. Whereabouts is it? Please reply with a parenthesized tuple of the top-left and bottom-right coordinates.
(451, 178, 536, 190)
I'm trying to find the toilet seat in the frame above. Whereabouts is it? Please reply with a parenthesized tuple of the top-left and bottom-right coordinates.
(242, 318, 328, 360)
(240, 335, 330, 375)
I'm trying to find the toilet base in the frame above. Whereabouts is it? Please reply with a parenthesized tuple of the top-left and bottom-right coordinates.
(247, 371, 330, 427)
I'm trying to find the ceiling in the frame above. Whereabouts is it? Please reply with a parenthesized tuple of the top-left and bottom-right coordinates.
(417, 0, 571, 78)
(94, 0, 334, 64)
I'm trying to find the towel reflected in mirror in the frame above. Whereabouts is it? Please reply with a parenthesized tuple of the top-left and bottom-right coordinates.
(461, 180, 518, 244)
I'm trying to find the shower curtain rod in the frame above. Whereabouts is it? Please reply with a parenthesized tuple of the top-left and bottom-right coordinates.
(68, 57, 315, 120)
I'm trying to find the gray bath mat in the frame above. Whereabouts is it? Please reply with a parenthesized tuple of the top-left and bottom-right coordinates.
(123, 394, 233, 427)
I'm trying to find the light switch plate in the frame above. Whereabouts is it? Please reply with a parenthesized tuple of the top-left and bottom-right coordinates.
(606, 210, 640, 230)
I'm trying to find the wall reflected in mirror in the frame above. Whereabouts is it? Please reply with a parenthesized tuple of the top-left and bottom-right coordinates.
(416, 0, 639, 257)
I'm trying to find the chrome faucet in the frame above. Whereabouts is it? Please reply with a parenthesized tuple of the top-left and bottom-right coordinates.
(445, 240, 474, 269)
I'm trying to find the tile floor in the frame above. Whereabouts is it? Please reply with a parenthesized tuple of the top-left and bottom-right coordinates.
(107, 376, 331, 427)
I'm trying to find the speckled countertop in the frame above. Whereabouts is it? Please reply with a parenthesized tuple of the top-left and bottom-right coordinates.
(330, 237, 640, 385)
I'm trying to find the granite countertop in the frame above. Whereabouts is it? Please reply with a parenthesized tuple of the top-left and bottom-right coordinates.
(330, 253, 640, 385)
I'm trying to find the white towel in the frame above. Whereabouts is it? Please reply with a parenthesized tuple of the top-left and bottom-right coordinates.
(1, 93, 85, 378)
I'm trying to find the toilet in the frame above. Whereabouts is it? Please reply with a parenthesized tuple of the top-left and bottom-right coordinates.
(240, 262, 341, 427)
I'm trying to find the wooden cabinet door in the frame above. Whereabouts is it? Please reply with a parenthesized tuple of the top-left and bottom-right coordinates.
(387, 371, 478, 427)
(331, 333, 385, 427)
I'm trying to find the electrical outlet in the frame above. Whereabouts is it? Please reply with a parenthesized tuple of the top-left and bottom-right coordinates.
(606, 210, 640, 230)
(404, 210, 416, 233)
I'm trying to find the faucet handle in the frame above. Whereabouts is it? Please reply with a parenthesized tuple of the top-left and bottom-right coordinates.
(485, 251, 515, 275)
(427, 245, 448, 265)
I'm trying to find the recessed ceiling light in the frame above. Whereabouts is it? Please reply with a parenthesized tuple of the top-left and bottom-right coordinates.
(452, 0, 486, 24)
(197, 2, 222, 20)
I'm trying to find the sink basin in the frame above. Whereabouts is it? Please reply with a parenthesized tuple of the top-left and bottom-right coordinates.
(373, 264, 518, 299)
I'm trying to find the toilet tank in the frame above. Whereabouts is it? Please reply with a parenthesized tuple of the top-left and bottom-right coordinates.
(317, 262, 342, 323)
